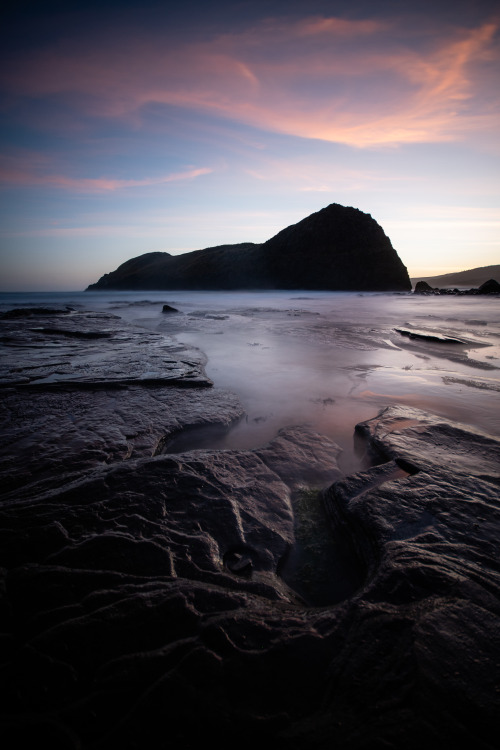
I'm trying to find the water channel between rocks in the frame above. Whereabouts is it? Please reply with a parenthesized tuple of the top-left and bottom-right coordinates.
(147, 293, 499, 467)
(124, 291, 499, 608)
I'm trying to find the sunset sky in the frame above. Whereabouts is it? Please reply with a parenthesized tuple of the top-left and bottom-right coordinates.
(1, 0, 499, 291)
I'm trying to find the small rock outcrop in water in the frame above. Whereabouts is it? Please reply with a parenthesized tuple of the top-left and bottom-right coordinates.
(414, 277, 500, 295)
(414, 280, 434, 294)
(394, 327, 465, 344)
(0, 306, 74, 318)
(479, 278, 500, 294)
(86, 203, 411, 292)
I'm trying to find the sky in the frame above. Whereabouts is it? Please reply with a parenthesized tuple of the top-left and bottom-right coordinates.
(1, 0, 499, 291)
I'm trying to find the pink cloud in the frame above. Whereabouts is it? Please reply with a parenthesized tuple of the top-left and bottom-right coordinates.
(1, 15, 499, 148)
(0, 157, 212, 192)
(296, 16, 387, 37)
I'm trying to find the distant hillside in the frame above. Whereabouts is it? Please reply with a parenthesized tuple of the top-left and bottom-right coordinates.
(411, 265, 500, 288)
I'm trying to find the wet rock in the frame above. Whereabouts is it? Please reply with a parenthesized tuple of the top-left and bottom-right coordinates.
(351, 403, 500, 481)
(31, 326, 113, 338)
(162, 304, 180, 313)
(394, 327, 464, 344)
(0, 306, 74, 318)
(255, 424, 342, 490)
(1, 387, 499, 746)
(224, 548, 254, 577)
(0, 309, 210, 388)
(0, 385, 244, 496)
(322, 405, 500, 746)
(0, 308, 243, 496)
(478, 278, 500, 294)
(414, 280, 434, 294)
(0, 425, 345, 748)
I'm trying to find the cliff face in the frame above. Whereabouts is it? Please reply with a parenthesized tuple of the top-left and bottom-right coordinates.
(86, 204, 411, 292)
(258, 204, 410, 291)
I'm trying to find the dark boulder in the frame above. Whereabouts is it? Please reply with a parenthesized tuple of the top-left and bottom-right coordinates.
(478, 278, 500, 294)
(414, 280, 434, 294)
(86, 204, 411, 292)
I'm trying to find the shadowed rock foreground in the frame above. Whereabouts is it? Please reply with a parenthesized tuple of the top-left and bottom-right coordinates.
(86, 203, 411, 292)
(1, 308, 499, 749)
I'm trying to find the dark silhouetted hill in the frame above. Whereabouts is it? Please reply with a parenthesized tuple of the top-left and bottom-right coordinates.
(86, 204, 411, 292)
(411, 265, 500, 289)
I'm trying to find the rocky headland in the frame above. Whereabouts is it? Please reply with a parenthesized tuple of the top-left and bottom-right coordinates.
(86, 204, 411, 292)
(1, 303, 499, 748)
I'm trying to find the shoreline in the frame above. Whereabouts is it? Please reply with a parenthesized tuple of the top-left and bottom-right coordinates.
(1, 293, 499, 748)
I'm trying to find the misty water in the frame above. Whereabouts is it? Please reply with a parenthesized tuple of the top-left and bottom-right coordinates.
(3, 289, 499, 476)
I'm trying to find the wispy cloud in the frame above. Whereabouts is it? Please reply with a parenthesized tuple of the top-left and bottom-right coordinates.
(0, 157, 212, 192)
(1, 15, 498, 148)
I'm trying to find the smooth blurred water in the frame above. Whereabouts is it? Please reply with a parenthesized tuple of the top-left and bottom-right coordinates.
(2, 289, 499, 473)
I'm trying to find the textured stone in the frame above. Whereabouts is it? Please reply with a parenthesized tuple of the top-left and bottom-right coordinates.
(1, 301, 499, 749)
(1, 402, 499, 749)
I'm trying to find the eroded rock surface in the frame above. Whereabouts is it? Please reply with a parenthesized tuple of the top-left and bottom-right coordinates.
(0, 308, 209, 388)
(0, 309, 242, 496)
(0, 310, 499, 749)
(324, 406, 500, 747)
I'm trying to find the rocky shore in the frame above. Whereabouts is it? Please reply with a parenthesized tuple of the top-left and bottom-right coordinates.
(1, 304, 499, 749)
(414, 278, 500, 295)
